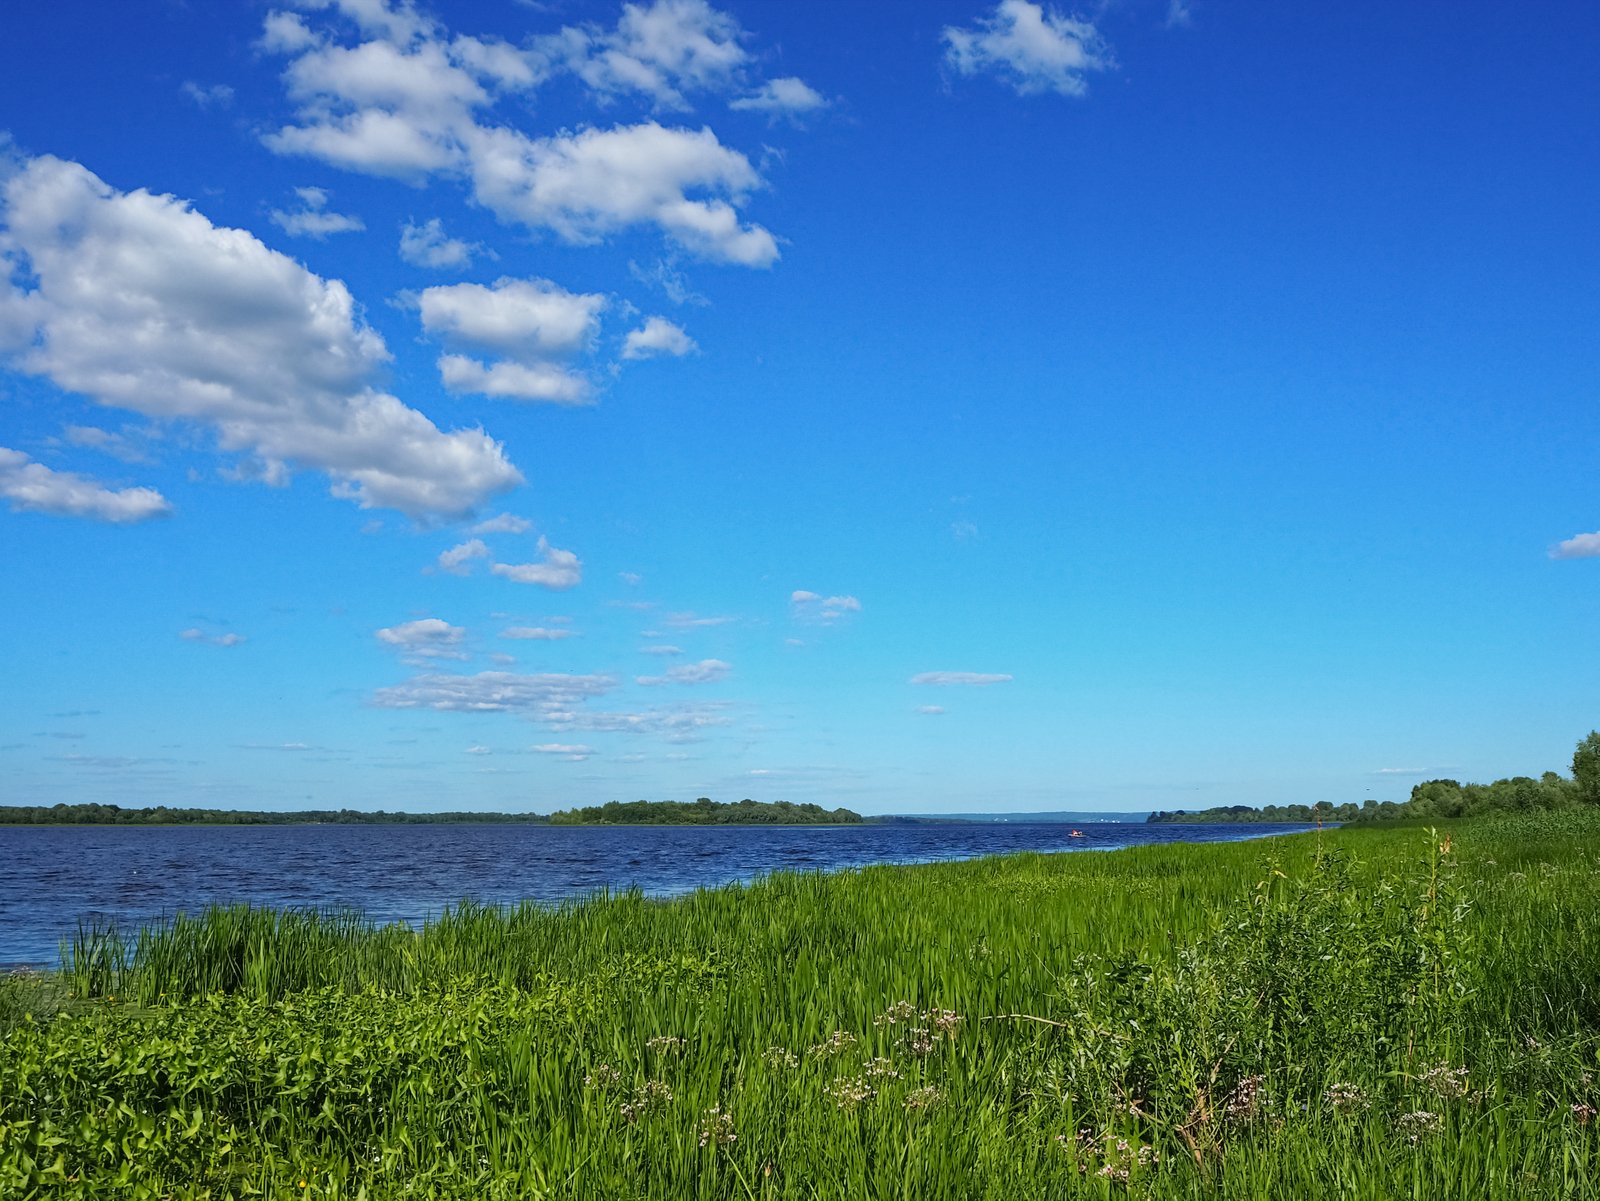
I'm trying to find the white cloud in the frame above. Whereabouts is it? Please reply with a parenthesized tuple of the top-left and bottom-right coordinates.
(262, 7, 780, 266)
(622, 315, 696, 360)
(62, 424, 152, 464)
(375, 617, 467, 660)
(436, 537, 489, 575)
(269, 185, 366, 238)
(399, 217, 478, 269)
(943, 1, 1111, 97)
(491, 536, 583, 588)
(539, 0, 749, 110)
(438, 354, 593, 404)
(466, 122, 779, 267)
(792, 590, 861, 622)
(951, 520, 979, 541)
(372, 669, 617, 715)
(640, 644, 682, 655)
(421, 277, 602, 403)
(637, 657, 729, 686)
(182, 81, 235, 109)
(465, 744, 492, 754)
(729, 77, 827, 117)
(472, 511, 532, 534)
(501, 626, 576, 640)
(532, 742, 594, 760)
(0, 447, 171, 523)
(663, 611, 736, 628)
(1373, 767, 1428, 776)
(1165, 0, 1193, 28)
(916, 705, 946, 715)
(1551, 531, 1600, 560)
(619, 570, 643, 585)
(179, 628, 246, 647)
(548, 702, 730, 740)
(0, 154, 520, 519)
(910, 671, 1013, 686)
(419, 276, 603, 359)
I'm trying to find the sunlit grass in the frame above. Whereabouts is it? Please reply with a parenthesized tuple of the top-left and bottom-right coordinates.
(4, 812, 1599, 1197)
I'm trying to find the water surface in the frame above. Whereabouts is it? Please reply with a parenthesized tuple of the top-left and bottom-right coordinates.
(0, 820, 1317, 966)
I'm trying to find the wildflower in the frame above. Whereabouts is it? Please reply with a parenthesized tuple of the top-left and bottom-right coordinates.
(1324, 1082, 1369, 1113)
(863, 1057, 901, 1081)
(1223, 1075, 1269, 1123)
(583, 1063, 623, 1090)
(1417, 1064, 1470, 1100)
(808, 1029, 858, 1057)
(824, 1076, 876, 1109)
(904, 1086, 942, 1112)
(902, 1028, 935, 1056)
(926, 1008, 963, 1036)
(1395, 1110, 1443, 1145)
(619, 1079, 673, 1123)
(646, 1035, 687, 1054)
(763, 1046, 799, 1069)
(874, 1001, 919, 1028)
(698, 1105, 737, 1147)
(1573, 1103, 1597, 1126)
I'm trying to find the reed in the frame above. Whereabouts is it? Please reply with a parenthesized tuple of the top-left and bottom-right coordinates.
(3, 814, 1598, 1198)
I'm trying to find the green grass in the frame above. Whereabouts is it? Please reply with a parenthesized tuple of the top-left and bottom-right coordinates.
(4, 813, 1600, 1198)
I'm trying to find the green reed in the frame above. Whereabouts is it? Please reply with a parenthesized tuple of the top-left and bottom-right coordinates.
(4, 816, 1600, 1198)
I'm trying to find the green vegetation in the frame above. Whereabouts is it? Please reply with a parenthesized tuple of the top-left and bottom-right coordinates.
(0, 798, 860, 826)
(1151, 730, 1598, 825)
(547, 798, 862, 825)
(5, 811, 1600, 1198)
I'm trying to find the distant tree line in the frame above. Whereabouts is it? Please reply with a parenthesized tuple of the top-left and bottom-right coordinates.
(546, 798, 863, 826)
(0, 804, 549, 826)
(1149, 731, 1600, 825)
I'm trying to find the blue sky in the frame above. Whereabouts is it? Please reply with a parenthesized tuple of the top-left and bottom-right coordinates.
(0, 0, 1594, 815)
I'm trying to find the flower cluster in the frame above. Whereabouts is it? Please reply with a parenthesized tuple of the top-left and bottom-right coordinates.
(646, 1035, 687, 1054)
(824, 1076, 876, 1110)
(1395, 1110, 1443, 1145)
(1417, 1064, 1470, 1100)
(763, 1046, 799, 1069)
(698, 1105, 737, 1148)
(808, 1029, 858, 1057)
(904, 1086, 943, 1112)
(619, 1079, 673, 1124)
(863, 1057, 901, 1081)
(583, 1063, 623, 1090)
(1060, 1128, 1159, 1183)
(1573, 1102, 1597, 1126)
(1324, 1082, 1370, 1113)
(1223, 1075, 1269, 1123)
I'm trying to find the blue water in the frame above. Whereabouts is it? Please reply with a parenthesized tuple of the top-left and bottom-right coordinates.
(0, 820, 1319, 966)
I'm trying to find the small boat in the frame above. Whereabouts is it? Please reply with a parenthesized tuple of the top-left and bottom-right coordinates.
(1068, 829, 1085, 838)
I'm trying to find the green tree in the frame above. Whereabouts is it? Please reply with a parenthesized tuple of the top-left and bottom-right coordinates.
(1574, 731, 1600, 805)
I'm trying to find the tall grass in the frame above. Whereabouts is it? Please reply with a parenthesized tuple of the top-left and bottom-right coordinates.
(4, 815, 1599, 1198)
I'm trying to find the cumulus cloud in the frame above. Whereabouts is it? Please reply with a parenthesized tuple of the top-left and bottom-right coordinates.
(1550, 531, 1600, 560)
(399, 216, 479, 269)
(916, 705, 946, 715)
(532, 742, 593, 760)
(261, 4, 780, 266)
(419, 276, 602, 402)
(491, 537, 583, 588)
(640, 643, 682, 655)
(465, 122, 779, 267)
(438, 354, 593, 404)
(0, 154, 520, 519)
(375, 617, 467, 661)
(538, 0, 748, 109)
(436, 537, 489, 575)
(636, 657, 730, 686)
(943, 0, 1111, 97)
(621, 315, 696, 360)
(501, 625, 576, 640)
(269, 185, 365, 238)
(910, 671, 1013, 686)
(179, 628, 246, 647)
(0, 447, 171, 523)
(729, 76, 827, 117)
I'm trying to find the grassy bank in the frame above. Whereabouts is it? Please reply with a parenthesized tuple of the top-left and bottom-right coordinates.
(3, 813, 1599, 1198)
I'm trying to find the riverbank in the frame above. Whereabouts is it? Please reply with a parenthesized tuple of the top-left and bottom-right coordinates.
(4, 811, 1598, 1198)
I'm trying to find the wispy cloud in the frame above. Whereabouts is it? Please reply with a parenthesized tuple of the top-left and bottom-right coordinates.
(179, 628, 246, 647)
(910, 671, 1013, 686)
(943, 0, 1112, 97)
(637, 658, 731, 686)
(491, 537, 582, 589)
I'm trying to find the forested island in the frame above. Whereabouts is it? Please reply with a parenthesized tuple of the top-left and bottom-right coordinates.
(546, 798, 862, 825)
(0, 798, 862, 826)
(1150, 731, 1600, 824)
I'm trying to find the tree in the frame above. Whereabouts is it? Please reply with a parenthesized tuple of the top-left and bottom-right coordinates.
(1574, 731, 1600, 806)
